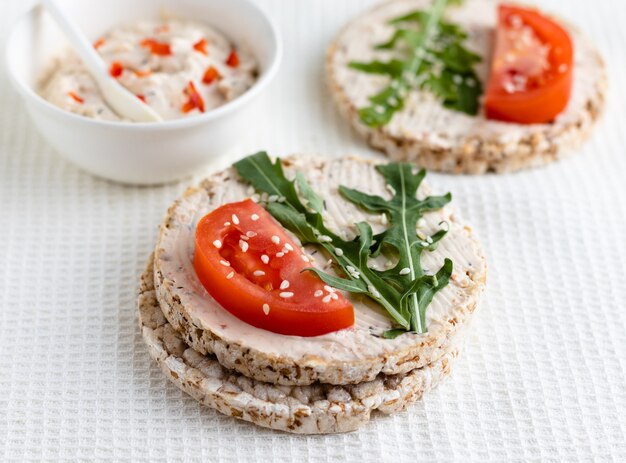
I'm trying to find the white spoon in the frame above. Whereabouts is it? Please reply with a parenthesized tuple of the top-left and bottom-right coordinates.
(42, 0, 162, 122)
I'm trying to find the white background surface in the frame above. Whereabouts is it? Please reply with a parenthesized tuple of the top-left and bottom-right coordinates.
(1, 0, 625, 461)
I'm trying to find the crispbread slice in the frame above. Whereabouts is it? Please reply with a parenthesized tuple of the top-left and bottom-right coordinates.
(139, 255, 460, 434)
(326, 0, 607, 174)
(154, 156, 486, 386)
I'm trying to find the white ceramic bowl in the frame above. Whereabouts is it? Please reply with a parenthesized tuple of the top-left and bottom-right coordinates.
(5, 0, 281, 184)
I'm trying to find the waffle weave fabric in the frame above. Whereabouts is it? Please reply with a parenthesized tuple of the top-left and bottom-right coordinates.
(0, 0, 625, 461)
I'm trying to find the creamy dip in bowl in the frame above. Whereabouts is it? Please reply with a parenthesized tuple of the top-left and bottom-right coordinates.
(40, 19, 259, 121)
(5, 0, 281, 184)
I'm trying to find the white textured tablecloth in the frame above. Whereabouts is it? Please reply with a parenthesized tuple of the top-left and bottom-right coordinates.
(1, 0, 625, 461)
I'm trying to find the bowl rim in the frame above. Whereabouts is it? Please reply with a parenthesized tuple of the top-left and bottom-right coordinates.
(4, 0, 282, 132)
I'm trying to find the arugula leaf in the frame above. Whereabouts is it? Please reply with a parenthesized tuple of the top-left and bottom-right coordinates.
(348, 59, 405, 77)
(234, 152, 454, 336)
(295, 171, 324, 214)
(348, 0, 483, 127)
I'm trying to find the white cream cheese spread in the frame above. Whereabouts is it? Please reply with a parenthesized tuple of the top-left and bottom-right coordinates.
(39, 19, 258, 121)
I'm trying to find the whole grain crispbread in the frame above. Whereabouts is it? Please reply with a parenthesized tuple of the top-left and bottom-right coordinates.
(326, 0, 607, 174)
(139, 255, 460, 434)
(153, 156, 486, 386)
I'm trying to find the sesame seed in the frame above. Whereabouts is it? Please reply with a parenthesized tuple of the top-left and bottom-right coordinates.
(246, 186, 255, 195)
(331, 293, 338, 300)
(213, 240, 222, 248)
(271, 235, 280, 244)
(426, 236, 433, 244)
(239, 240, 249, 252)
(380, 214, 388, 225)
(301, 255, 310, 262)
(417, 218, 426, 228)
(421, 241, 429, 247)
(220, 260, 230, 267)
(253, 270, 265, 277)
(251, 214, 259, 221)
(276, 252, 285, 258)
(226, 272, 234, 279)
(251, 194, 260, 203)
(314, 290, 323, 297)
(280, 280, 290, 290)
(240, 235, 249, 241)
(399, 268, 411, 275)
(284, 243, 294, 251)
(322, 295, 332, 303)
(231, 214, 239, 225)
(246, 231, 257, 237)
(386, 184, 396, 196)
(334, 248, 344, 256)
(324, 285, 335, 293)
(368, 284, 381, 298)
(261, 255, 269, 264)
(279, 291, 294, 298)
(346, 265, 356, 273)
(417, 231, 426, 240)
(223, 221, 231, 227)
(262, 303, 270, 315)
(268, 194, 279, 202)
(319, 235, 332, 243)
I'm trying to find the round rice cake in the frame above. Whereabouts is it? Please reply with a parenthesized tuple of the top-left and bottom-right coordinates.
(139, 255, 460, 434)
(153, 156, 486, 385)
(326, 0, 607, 174)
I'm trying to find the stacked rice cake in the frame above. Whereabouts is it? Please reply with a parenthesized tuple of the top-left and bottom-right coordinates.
(137, 157, 487, 433)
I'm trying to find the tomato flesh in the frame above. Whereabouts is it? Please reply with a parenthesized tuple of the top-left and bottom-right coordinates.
(193, 200, 355, 337)
(484, 5, 573, 124)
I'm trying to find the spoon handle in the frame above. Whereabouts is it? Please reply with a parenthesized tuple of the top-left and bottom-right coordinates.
(41, 0, 108, 85)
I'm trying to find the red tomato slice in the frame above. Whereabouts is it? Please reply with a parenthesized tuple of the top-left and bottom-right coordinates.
(484, 4, 573, 124)
(194, 199, 355, 337)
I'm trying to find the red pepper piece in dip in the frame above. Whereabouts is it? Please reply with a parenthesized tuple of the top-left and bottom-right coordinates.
(67, 91, 84, 104)
(226, 49, 240, 68)
(181, 81, 205, 113)
(140, 38, 172, 56)
(93, 37, 105, 50)
(193, 38, 208, 55)
(109, 61, 124, 78)
(202, 66, 221, 85)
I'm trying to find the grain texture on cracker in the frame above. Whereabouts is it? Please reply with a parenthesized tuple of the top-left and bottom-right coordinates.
(139, 255, 459, 434)
(326, 0, 607, 174)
